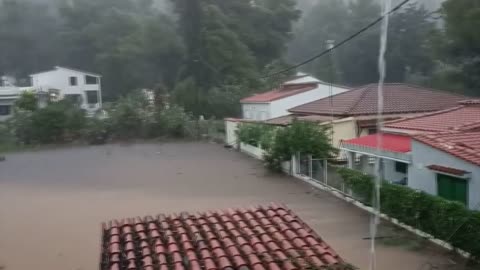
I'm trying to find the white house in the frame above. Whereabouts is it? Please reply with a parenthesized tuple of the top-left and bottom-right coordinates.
(240, 74, 350, 121)
(409, 132, 480, 210)
(340, 100, 480, 209)
(30, 66, 102, 113)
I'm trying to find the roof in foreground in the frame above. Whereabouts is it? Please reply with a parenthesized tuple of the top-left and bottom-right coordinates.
(101, 203, 347, 270)
(384, 100, 480, 132)
(342, 133, 411, 153)
(289, 84, 467, 116)
(414, 131, 480, 166)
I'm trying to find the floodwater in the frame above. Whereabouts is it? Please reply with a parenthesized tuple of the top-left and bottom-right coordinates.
(0, 142, 470, 270)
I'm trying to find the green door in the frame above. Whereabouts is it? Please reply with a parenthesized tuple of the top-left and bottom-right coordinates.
(437, 174, 468, 205)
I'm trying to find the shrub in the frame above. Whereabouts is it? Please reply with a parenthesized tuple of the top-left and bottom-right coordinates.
(84, 117, 111, 145)
(264, 120, 337, 171)
(236, 123, 269, 146)
(108, 92, 150, 139)
(156, 105, 192, 137)
(8, 101, 86, 144)
(15, 91, 37, 111)
(338, 168, 480, 260)
(7, 109, 34, 145)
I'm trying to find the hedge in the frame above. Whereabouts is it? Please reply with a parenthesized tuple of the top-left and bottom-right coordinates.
(338, 168, 480, 260)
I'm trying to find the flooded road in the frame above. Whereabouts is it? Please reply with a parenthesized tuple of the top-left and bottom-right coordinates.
(0, 143, 468, 270)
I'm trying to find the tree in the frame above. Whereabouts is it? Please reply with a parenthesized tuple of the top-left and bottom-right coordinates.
(440, 0, 480, 96)
(288, 0, 436, 86)
(0, 0, 60, 80)
(15, 92, 37, 111)
(58, 0, 184, 99)
(264, 120, 337, 171)
(171, 0, 300, 117)
(385, 3, 436, 82)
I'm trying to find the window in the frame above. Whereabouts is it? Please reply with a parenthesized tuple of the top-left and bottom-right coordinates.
(85, 75, 98, 85)
(437, 174, 468, 205)
(395, 162, 408, 174)
(85, 90, 99, 104)
(69, 76, 78, 86)
(0, 105, 11, 116)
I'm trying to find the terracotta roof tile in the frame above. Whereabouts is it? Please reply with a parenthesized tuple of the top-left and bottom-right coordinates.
(289, 83, 467, 116)
(100, 204, 349, 270)
(241, 84, 318, 103)
(426, 165, 469, 176)
(342, 133, 411, 153)
(414, 131, 480, 166)
(384, 100, 480, 132)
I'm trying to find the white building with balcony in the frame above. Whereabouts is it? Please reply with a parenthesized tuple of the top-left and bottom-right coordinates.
(30, 66, 102, 114)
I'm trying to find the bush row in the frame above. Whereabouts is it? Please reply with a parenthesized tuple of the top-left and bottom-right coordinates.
(6, 91, 223, 146)
(338, 168, 480, 260)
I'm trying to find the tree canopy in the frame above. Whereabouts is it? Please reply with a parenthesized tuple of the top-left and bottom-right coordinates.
(0, 0, 301, 117)
(288, 0, 437, 86)
(1, 0, 478, 120)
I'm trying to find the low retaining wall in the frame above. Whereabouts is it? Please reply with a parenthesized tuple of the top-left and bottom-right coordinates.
(291, 173, 471, 260)
(240, 143, 265, 160)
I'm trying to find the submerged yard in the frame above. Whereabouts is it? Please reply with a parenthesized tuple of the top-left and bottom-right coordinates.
(0, 142, 471, 270)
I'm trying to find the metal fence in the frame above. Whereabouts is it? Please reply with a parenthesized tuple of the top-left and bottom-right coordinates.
(296, 152, 348, 194)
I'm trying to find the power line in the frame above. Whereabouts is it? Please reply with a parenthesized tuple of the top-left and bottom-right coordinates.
(260, 0, 412, 79)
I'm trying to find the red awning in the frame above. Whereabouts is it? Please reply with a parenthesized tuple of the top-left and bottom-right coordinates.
(343, 133, 411, 153)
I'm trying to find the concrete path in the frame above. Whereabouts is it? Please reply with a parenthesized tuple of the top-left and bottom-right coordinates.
(0, 142, 470, 270)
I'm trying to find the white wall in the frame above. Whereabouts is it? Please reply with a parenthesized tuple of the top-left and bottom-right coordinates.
(241, 83, 349, 121)
(225, 120, 239, 146)
(240, 143, 265, 160)
(269, 84, 349, 119)
(31, 68, 102, 112)
(409, 140, 480, 210)
(241, 103, 270, 120)
(383, 159, 408, 183)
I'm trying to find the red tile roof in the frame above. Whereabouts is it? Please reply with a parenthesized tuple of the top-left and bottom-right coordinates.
(384, 100, 480, 132)
(289, 84, 467, 116)
(241, 84, 318, 103)
(100, 204, 347, 270)
(426, 165, 469, 176)
(264, 115, 339, 126)
(342, 133, 411, 153)
(414, 131, 480, 166)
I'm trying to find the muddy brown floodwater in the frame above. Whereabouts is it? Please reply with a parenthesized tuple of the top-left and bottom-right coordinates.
(0, 142, 471, 270)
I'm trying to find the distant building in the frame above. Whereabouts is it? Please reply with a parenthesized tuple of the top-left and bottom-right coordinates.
(30, 66, 102, 114)
(240, 74, 350, 121)
(0, 86, 21, 121)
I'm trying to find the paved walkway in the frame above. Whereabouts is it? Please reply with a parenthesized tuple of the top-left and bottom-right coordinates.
(0, 142, 469, 270)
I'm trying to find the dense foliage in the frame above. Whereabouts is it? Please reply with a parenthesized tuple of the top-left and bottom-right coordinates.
(15, 92, 38, 111)
(5, 91, 221, 147)
(338, 168, 480, 260)
(288, 0, 436, 86)
(437, 0, 480, 96)
(237, 120, 336, 171)
(8, 100, 86, 144)
(0, 0, 301, 118)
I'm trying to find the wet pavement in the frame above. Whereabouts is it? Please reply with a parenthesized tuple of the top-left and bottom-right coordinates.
(0, 142, 470, 270)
